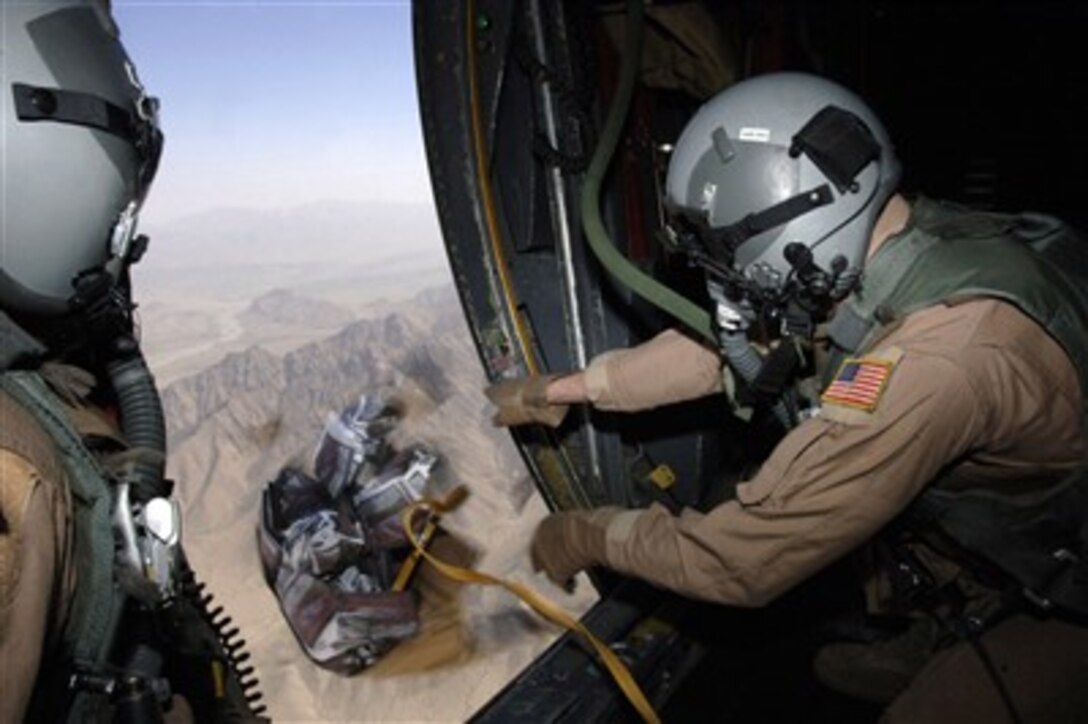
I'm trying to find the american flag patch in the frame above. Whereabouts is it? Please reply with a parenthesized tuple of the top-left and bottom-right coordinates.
(821, 357, 895, 412)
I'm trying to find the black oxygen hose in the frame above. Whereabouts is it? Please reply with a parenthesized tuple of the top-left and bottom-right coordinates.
(107, 334, 168, 500)
(107, 334, 265, 719)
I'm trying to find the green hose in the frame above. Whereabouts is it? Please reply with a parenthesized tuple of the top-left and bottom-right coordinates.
(579, 0, 714, 343)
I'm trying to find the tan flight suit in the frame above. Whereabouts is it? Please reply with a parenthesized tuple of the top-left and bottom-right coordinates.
(580, 298, 1088, 721)
(584, 327, 725, 412)
(1, 381, 202, 724)
(0, 388, 76, 723)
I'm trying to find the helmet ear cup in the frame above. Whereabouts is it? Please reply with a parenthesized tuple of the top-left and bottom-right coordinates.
(665, 72, 900, 290)
(1, 1, 161, 316)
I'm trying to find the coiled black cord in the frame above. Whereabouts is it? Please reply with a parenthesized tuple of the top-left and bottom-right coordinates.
(177, 565, 268, 720)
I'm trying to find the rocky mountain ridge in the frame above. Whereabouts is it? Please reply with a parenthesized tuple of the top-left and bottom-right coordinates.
(159, 283, 591, 721)
(163, 285, 475, 529)
(238, 288, 355, 330)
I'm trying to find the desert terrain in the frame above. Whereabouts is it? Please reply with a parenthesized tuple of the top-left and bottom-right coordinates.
(134, 203, 596, 722)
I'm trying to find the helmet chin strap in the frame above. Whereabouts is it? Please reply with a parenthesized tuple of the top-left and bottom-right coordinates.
(79, 204, 150, 316)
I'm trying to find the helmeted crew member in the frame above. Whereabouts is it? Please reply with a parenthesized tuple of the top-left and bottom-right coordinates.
(487, 72, 1088, 721)
(1, 2, 264, 721)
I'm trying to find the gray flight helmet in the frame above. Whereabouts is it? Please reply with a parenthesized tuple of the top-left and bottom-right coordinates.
(1, 0, 163, 316)
(665, 72, 900, 293)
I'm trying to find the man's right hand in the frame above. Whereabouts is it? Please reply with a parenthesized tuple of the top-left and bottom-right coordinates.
(529, 507, 622, 590)
(484, 374, 570, 428)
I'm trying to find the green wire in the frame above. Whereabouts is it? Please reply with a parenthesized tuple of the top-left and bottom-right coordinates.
(579, 0, 714, 343)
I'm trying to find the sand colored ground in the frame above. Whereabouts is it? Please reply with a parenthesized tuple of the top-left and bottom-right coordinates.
(143, 277, 598, 722)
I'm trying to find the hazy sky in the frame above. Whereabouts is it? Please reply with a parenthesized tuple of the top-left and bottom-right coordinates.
(112, 1, 432, 223)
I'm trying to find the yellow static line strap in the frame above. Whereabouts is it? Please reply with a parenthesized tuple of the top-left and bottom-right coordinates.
(392, 517, 438, 592)
(400, 486, 660, 724)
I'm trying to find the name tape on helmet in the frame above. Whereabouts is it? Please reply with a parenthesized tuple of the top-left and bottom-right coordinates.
(738, 127, 771, 143)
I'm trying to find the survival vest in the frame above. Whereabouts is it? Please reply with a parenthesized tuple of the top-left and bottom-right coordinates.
(0, 312, 268, 721)
(824, 196, 1088, 616)
(0, 315, 127, 721)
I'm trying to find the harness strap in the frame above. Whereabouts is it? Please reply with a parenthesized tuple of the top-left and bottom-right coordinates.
(713, 184, 834, 254)
(12, 82, 160, 164)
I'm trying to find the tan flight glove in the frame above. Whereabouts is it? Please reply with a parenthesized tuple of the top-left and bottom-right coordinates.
(484, 374, 570, 428)
(529, 507, 624, 590)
